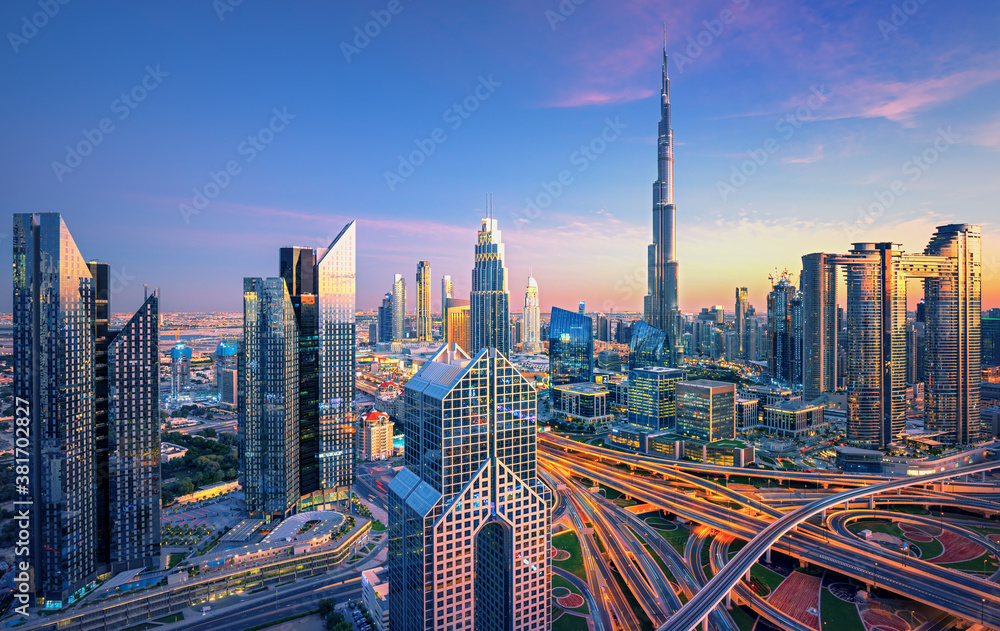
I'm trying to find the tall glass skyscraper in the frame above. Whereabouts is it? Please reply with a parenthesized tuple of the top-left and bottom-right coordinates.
(767, 271, 796, 385)
(522, 276, 541, 352)
(805, 225, 982, 448)
(471, 204, 510, 356)
(240, 277, 300, 518)
(387, 345, 550, 631)
(441, 274, 453, 334)
(734, 287, 750, 361)
(392, 273, 407, 342)
(800, 253, 838, 401)
(548, 307, 594, 396)
(417, 261, 432, 341)
(317, 222, 357, 497)
(14, 213, 161, 606)
(645, 47, 682, 366)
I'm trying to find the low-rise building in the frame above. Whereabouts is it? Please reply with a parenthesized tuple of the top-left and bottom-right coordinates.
(684, 439, 755, 467)
(160, 442, 189, 463)
(735, 398, 758, 433)
(676, 380, 736, 442)
(362, 566, 391, 631)
(628, 366, 687, 431)
(759, 399, 827, 438)
(552, 382, 614, 430)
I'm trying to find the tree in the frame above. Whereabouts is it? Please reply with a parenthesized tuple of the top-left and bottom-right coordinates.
(318, 598, 337, 619)
(200, 427, 217, 438)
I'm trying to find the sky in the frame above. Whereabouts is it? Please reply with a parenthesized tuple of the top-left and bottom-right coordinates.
(1, 0, 999, 316)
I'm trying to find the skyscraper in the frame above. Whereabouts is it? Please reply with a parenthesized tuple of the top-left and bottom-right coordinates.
(734, 287, 749, 361)
(378, 292, 393, 344)
(629, 321, 669, 370)
(441, 274, 453, 325)
(923, 225, 981, 444)
(416, 261, 432, 341)
(470, 199, 511, 356)
(806, 225, 982, 448)
(676, 380, 736, 442)
(628, 366, 687, 431)
(523, 276, 541, 352)
(240, 277, 300, 519)
(279, 246, 320, 498)
(800, 253, 838, 401)
(316, 222, 357, 498)
(767, 271, 795, 385)
(387, 345, 550, 631)
(170, 341, 192, 400)
(790, 291, 804, 387)
(446, 297, 471, 352)
(645, 47, 682, 366)
(392, 273, 407, 342)
(548, 307, 593, 394)
(14, 213, 160, 606)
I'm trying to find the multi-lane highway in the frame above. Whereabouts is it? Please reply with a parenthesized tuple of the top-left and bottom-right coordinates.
(540, 434, 1000, 631)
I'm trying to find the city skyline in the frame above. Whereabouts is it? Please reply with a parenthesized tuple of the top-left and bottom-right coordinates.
(2, 2, 998, 316)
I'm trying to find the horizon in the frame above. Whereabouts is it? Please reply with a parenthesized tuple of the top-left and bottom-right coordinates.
(2, 1, 998, 316)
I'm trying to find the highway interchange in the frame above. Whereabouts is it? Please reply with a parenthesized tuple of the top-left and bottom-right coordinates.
(538, 433, 1000, 631)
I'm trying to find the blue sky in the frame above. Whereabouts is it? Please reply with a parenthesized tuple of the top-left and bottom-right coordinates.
(1, 0, 998, 315)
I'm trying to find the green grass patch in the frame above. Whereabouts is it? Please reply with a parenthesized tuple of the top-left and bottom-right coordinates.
(370, 520, 386, 531)
(940, 552, 999, 573)
(242, 609, 319, 631)
(152, 612, 184, 624)
(552, 531, 587, 582)
(730, 605, 757, 631)
(551, 574, 588, 613)
(750, 564, 785, 594)
(821, 587, 864, 630)
(552, 612, 589, 631)
(593, 532, 607, 555)
(167, 553, 185, 569)
(654, 525, 690, 555)
(597, 483, 623, 500)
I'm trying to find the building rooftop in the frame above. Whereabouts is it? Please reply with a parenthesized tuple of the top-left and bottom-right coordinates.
(680, 379, 736, 391)
(553, 382, 609, 395)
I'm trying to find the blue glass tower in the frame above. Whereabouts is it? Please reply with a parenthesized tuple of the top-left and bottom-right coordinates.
(548, 307, 594, 405)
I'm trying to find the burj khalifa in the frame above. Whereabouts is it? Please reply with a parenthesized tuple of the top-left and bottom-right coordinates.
(644, 46, 683, 365)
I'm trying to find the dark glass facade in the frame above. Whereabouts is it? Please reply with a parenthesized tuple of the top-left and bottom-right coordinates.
(14, 213, 160, 606)
(548, 307, 593, 395)
(984, 318, 1000, 367)
(628, 321, 668, 370)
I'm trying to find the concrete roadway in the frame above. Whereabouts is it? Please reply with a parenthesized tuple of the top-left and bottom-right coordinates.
(547, 448, 1000, 629)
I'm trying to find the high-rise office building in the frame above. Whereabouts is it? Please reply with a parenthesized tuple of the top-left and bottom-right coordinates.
(629, 321, 669, 371)
(441, 274, 453, 323)
(14, 213, 161, 606)
(923, 225, 981, 444)
(805, 225, 982, 448)
(170, 341, 192, 400)
(644, 48, 682, 367)
(767, 271, 796, 385)
(240, 277, 300, 519)
(446, 298, 471, 352)
(790, 292, 804, 387)
(734, 287, 749, 361)
(628, 366, 687, 431)
(676, 380, 736, 442)
(578, 301, 586, 315)
(522, 276, 541, 352)
(387, 345, 550, 631)
(470, 200, 511, 356)
(800, 253, 838, 401)
(316, 222, 357, 498)
(378, 292, 393, 344)
(214, 340, 238, 401)
(392, 273, 407, 342)
(983, 317, 1000, 367)
(548, 307, 593, 393)
(416, 261, 432, 341)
